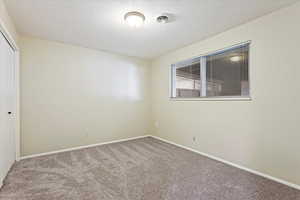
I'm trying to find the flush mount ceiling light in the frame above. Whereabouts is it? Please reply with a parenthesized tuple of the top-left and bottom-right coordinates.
(230, 56, 242, 62)
(124, 11, 145, 28)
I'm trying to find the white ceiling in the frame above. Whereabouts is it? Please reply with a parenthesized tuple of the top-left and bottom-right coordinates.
(5, 0, 299, 59)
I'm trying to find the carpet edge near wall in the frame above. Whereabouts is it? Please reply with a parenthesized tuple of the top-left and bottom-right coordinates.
(18, 134, 300, 191)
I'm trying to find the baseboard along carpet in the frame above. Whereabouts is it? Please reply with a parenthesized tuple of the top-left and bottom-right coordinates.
(0, 137, 299, 200)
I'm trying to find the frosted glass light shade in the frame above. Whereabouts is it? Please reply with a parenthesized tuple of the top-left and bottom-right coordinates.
(124, 11, 145, 28)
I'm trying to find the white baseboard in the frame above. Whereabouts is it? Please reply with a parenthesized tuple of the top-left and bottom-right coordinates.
(20, 135, 151, 160)
(150, 135, 300, 191)
(18, 134, 300, 191)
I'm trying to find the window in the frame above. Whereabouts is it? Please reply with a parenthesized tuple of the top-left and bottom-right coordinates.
(171, 42, 250, 99)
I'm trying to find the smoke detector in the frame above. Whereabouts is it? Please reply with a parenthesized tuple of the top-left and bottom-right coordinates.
(157, 15, 169, 23)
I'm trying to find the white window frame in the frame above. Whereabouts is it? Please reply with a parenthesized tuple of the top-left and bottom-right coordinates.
(170, 41, 252, 101)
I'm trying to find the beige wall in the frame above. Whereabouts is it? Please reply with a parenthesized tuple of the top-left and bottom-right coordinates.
(20, 36, 151, 156)
(151, 2, 300, 185)
(0, 0, 18, 42)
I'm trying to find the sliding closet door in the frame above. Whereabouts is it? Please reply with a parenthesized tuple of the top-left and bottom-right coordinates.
(0, 32, 16, 185)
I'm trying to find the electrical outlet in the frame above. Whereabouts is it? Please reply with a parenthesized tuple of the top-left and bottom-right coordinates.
(193, 136, 196, 142)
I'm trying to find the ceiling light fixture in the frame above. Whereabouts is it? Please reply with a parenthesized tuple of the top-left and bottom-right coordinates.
(124, 11, 145, 28)
(230, 56, 242, 62)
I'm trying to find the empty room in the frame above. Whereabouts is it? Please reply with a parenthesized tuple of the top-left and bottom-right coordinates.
(1, 0, 300, 199)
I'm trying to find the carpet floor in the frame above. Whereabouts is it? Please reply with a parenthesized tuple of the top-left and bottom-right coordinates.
(0, 137, 299, 200)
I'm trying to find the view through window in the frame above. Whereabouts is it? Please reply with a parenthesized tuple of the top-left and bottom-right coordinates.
(171, 43, 250, 99)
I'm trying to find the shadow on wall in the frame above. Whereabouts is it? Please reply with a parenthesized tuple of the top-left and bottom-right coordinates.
(86, 60, 143, 101)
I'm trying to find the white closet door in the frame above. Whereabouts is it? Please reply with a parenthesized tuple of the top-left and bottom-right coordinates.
(0, 32, 16, 186)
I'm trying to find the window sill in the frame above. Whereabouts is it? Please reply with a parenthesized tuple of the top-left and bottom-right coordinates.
(169, 96, 252, 101)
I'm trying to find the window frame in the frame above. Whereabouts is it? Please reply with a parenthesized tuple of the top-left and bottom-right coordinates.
(170, 41, 252, 101)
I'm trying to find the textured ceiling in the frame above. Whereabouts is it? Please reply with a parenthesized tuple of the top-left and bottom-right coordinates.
(5, 0, 299, 59)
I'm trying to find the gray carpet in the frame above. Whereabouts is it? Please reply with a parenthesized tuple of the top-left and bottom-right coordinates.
(0, 137, 299, 200)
